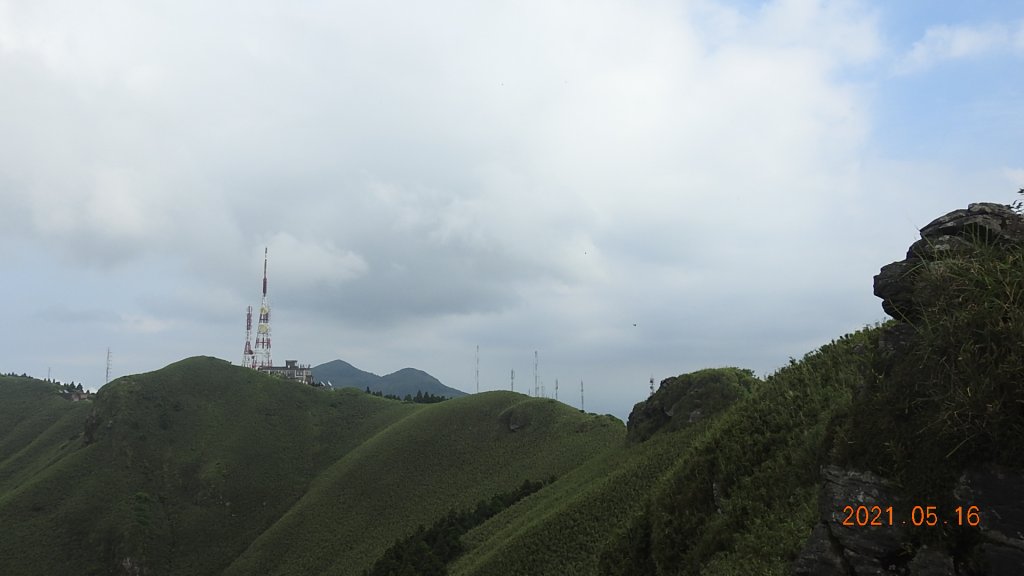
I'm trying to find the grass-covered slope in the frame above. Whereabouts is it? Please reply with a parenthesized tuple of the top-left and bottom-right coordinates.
(441, 337, 879, 576)
(0, 358, 622, 576)
(838, 233, 1024, 505)
(0, 357, 417, 575)
(450, 368, 756, 576)
(450, 428, 688, 576)
(587, 207, 1024, 574)
(595, 327, 880, 575)
(0, 376, 94, 497)
(223, 394, 622, 575)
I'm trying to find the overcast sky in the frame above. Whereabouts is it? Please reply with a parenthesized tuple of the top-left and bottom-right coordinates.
(2, 0, 1023, 420)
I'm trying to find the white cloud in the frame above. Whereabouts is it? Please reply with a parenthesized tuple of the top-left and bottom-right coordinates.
(117, 313, 174, 334)
(12, 0, 1016, 418)
(751, 0, 882, 65)
(263, 233, 368, 292)
(895, 20, 1024, 74)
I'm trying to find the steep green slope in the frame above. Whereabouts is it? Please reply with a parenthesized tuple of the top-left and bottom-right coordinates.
(600, 328, 879, 574)
(0, 376, 93, 497)
(424, 330, 877, 576)
(0, 359, 623, 576)
(587, 205, 1024, 574)
(0, 357, 417, 575)
(223, 393, 623, 575)
(451, 368, 756, 576)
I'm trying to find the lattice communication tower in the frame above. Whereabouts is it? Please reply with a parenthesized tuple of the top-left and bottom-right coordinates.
(251, 248, 273, 368)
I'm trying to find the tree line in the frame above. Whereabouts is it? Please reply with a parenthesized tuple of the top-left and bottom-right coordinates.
(364, 478, 549, 576)
(364, 388, 448, 404)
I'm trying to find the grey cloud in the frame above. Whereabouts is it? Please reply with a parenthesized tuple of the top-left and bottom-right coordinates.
(7, 0, 1015, 419)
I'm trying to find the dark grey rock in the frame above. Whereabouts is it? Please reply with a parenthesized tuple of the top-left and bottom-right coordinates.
(919, 209, 971, 238)
(922, 214, 1005, 242)
(976, 543, 1024, 576)
(907, 547, 954, 576)
(875, 202, 1024, 323)
(842, 549, 896, 576)
(954, 467, 1024, 553)
(907, 235, 974, 260)
(877, 323, 916, 357)
(919, 203, 1020, 244)
(967, 202, 1015, 214)
(793, 523, 848, 576)
(873, 261, 921, 320)
(820, 466, 907, 560)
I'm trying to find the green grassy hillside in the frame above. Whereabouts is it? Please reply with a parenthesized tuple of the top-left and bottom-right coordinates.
(0, 359, 621, 576)
(448, 368, 757, 576)
(0, 346, 876, 576)
(0, 358, 419, 575)
(225, 393, 621, 575)
(597, 328, 879, 575)
(0, 377, 94, 497)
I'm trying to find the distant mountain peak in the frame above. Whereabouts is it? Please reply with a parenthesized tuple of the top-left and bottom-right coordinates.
(312, 360, 466, 398)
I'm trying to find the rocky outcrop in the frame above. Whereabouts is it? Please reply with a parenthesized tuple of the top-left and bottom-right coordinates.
(625, 368, 755, 442)
(795, 203, 1024, 575)
(818, 466, 907, 571)
(500, 405, 531, 432)
(794, 466, 910, 576)
(873, 202, 1024, 325)
(955, 467, 1024, 576)
(794, 464, 1024, 575)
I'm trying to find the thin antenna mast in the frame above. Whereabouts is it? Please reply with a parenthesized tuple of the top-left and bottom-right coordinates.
(534, 351, 538, 397)
(243, 305, 255, 368)
(580, 379, 585, 412)
(475, 345, 480, 394)
(650, 375, 655, 396)
(105, 347, 112, 384)
(555, 378, 558, 401)
(511, 369, 515, 392)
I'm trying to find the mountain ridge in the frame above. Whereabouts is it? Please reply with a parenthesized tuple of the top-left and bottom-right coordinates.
(0, 358, 618, 575)
(312, 359, 467, 398)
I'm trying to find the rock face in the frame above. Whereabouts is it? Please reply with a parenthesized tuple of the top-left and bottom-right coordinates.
(625, 368, 755, 442)
(818, 467, 907, 568)
(873, 202, 1024, 325)
(955, 467, 1024, 576)
(794, 464, 1024, 575)
(794, 203, 1024, 575)
(794, 466, 914, 576)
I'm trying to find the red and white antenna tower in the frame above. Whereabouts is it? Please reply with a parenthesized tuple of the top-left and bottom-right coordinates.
(242, 305, 255, 368)
(253, 247, 273, 369)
